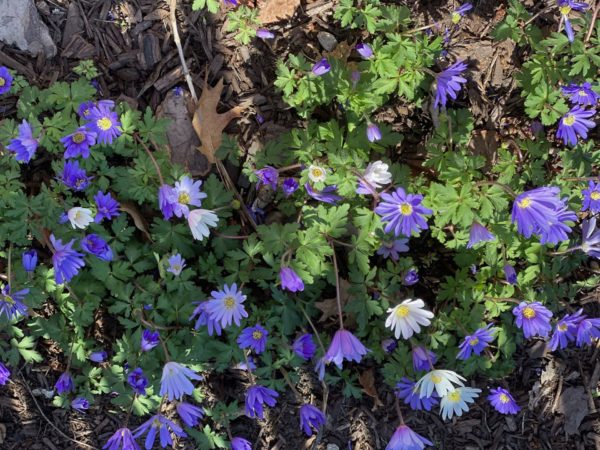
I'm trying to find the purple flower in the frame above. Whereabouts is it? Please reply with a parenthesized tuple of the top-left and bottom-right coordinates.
(382, 338, 397, 353)
(127, 367, 148, 395)
(0, 285, 28, 320)
(351, 70, 361, 88)
(582, 217, 600, 258)
(305, 183, 342, 204)
(311, 58, 331, 76)
(94, 191, 120, 223)
(575, 316, 600, 346)
(59, 160, 92, 191)
(366, 123, 382, 142)
(582, 180, 600, 213)
(176, 402, 204, 427)
(0, 363, 10, 385)
(386, 424, 432, 450)
(255, 166, 278, 190)
(282, 178, 299, 196)
(7, 120, 38, 163)
(86, 103, 121, 145)
(403, 269, 419, 286)
(160, 362, 202, 401)
(0, 66, 13, 95)
(190, 301, 223, 336)
(245, 385, 279, 419)
(231, 437, 252, 450)
(167, 254, 186, 276)
(61, 127, 97, 159)
(531, 120, 544, 136)
(548, 309, 583, 350)
(80, 234, 113, 261)
(467, 222, 495, 248)
(412, 346, 437, 372)
(50, 234, 86, 284)
(395, 377, 439, 411)
(562, 82, 600, 106)
(488, 387, 520, 415)
(172, 176, 206, 218)
(141, 329, 160, 351)
(377, 239, 409, 261)
(71, 397, 90, 412)
(456, 324, 494, 360)
(504, 264, 517, 284)
(22, 249, 38, 272)
(356, 43, 374, 59)
(102, 427, 140, 450)
(158, 184, 177, 220)
(558, 0, 589, 42)
(539, 205, 577, 245)
(78, 101, 95, 120)
(280, 267, 304, 292)
(434, 61, 468, 109)
(299, 404, 326, 436)
(556, 106, 596, 146)
(205, 283, 248, 329)
(133, 414, 186, 449)
(224, 0, 238, 5)
(324, 329, 370, 369)
(235, 356, 256, 372)
(55, 372, 74, 394)
(452, 3, 473, 23)
(237, 324, 268, 354)
(375, 187, 432, 237)
(292, 334, 317, 360)
(513, 301, 553, 338)
(256, 28, 275, 39)
(89, 351, 108, 363)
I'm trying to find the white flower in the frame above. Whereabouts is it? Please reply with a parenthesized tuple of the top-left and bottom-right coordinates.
(415, 369, 465, 398)
(308, 164, 327, 183)
(385, 299, 434, 339)
(440, 387, 481, 420)
(363, 160, 391, 189)
(188, 209, 218, 241)
(67, 207, 93, 229)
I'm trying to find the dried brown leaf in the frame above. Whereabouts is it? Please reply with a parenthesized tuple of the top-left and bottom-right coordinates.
(192, 79, 242, 165)
(315, 279, 350, 322)
(120, 201, 153, 242)
(358, 369, 383, 407)
(258, 0, 301, 24)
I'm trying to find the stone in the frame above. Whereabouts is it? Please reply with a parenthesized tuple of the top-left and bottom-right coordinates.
(317, 31, 338, 51)
(0, 0, 56, 57)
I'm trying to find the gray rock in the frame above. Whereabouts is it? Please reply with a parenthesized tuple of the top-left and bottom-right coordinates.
(0, 0, 56, 57)
(317, 31, 338, 51)
(326, 445, 339, 450)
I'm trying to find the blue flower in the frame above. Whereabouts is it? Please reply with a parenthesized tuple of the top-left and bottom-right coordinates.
(50, 234, 85, 284)
(375, 187, 432, 237)
(581, 217, 600, 258)
(237, 324, 268, 354)
(412, 346, 436, 372)
(575, 316, 600, 346)
(292, 334, 317, 360)
(504, 264, 517, 285)
(94, 191, 120, 223)
(245, 385, 279, 419)
(80, 234, 113, 261)
(55, 372, 75, 394)
(366, 123, 382, 142)
(556, 105, 596, 146)
(71, 397, 90, 412)
(256, 28, 275, 39)
(324, 329, 370, 369)
(61, 127, 97, 158)
(190, 301, 223, 336)
(434, 61, 468, 109)
(127, 367, 148, 395)
(548, 309, 583, 350)
(158, 184, 177, 220)
(356, 43, 374, 59)
(452, 3, 473, 23)
(299, 404, 326, 436)
(59, 160, 92, 191)
(22, 249, 38, 272)
(395, 377, 439, 411)
(488, 387, 520, 415)
(102, 427, 140, 450)
(311, 58, 331, 76)
(172, 176, 207, 218)
(86, 103, 122, 145)
(282, 178, 299, 197)
(558, 0, 589, 42)
(386, 424, 432, 450)
(141, 329, 160, 351)
(205, 283, 248, 329)
(467, 222, 495, 248)
(89, 351, 108, 363)
(582, 180, 600, 213)
(231, 437, 252, 450)
(513, 302, 553, 338)
(456, 324, 494, 360)
(133, 414, 186, 449)
(0, 362, 10, 385)
(377, 238, 409, 261)
(0, 284, 28, 320)
(167, 254, 186, 276)
(7, 120, 38, 163)
(280, 267, 304, 292)
(562, 82, 600, 106)
(78, 101, 95, 120)
(0, 66, 13, 95)
(255, 166, 278, 190)
(305, 183, 342, 204)
(176, 402, 204, 427)
(159, 362, 202, 401)
(403, 269, 419, 286)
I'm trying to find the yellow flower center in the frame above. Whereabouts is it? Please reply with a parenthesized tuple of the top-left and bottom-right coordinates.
(76, 179, 85, 188)
(591, 191, 600, 200)
(97, 117, 112, 131)
(499, 393, 510, 403)
(522, 306, 536, 319)
(252, 330, 263, 340)
(152, 418, 161, 428)
(0, 78, 5, 87)
(178, 192, 190, 205)
(72, 132, 85, 144)
(563, 114, 576, 126)
(224, 296, 235, 309)
(559, 5, 571, 16)
(84, 108, 90, 117)
(518, 197, 531, 209)
(430, 374, 442, 384)
(578, 90, 587, 97)
(557, 323, 568, 331)
(469, 337, 479, 346)
(75, 211, 82, 221)
(451, 12, 461, 24)
(399, 203, 413, 215)
(311, 168, 323, 178)
(396, 305, 410, 318)
(172, 264, 181, 272)
(448, 390, 461, 402)
(3, 294, 14, 305)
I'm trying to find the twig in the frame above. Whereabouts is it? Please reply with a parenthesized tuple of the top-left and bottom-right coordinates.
(329, 241, 345, 330)
(19, 375, 100, 450)
(169, 0, 197, 101)
(216, 160, 258, 232)
(585, 0, 600, 43)
(134, 134, 165, 185)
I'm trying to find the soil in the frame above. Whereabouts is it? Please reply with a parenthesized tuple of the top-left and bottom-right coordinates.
(0, 0, 599, 449)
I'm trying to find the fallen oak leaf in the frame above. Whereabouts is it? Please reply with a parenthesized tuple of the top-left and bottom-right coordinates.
(192, 78, 242, 166)
(358, 369, 384, 408)
(120, 201, 153, 242)
(315, 279, 351, 322)
(258, 0, 301, 24)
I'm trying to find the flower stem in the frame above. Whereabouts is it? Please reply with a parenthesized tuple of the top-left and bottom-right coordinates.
(329, 241, 345, 329)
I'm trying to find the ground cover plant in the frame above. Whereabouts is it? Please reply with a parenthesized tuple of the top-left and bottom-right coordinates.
(0, 0, 599, 449)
